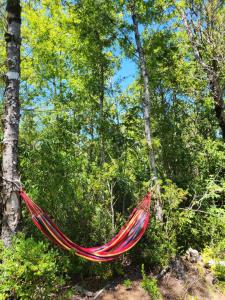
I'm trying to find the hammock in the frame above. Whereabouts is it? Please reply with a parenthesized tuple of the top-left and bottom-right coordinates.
(20, 189, 151, 262)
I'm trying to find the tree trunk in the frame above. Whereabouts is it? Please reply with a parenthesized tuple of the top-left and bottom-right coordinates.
(208, 61, 225, 140)
(131, 6, 163, 221)
(1, 0, 21, 246)
(99, 64, 105, 165)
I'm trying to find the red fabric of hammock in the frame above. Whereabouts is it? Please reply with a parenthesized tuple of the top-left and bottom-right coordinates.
(20, 190, 151, 262)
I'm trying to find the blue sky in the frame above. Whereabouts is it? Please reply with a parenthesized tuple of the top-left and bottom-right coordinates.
(116, 58, 137, 90)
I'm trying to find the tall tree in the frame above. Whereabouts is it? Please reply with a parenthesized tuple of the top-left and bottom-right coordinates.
(129, 1, 163, 221)
(173, 0, 225, 141)
(1, 0, 21, 246)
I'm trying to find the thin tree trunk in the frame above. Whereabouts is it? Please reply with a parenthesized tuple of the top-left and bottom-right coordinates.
(107, 181, 115, 234)
(131, 6, 163, 221)
(1, 0, 21, 246)
(208, 60, 225, 140)
(99, 64, 105, 165)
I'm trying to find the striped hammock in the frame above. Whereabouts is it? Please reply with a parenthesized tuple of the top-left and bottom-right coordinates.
(20, 190, 151, 262)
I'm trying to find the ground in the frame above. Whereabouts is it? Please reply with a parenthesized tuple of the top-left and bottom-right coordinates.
(70, 276, 225, 300)
(69, 257, 225, 300)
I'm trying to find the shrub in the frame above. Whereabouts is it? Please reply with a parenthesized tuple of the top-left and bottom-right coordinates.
(137, 181, 187, 269)
(214, 264, 225, 281)
(141, 264, 161, 300)
(123, 279, 132, 289)
(202, 239, 225, 282)
(0, 234, 70, 299)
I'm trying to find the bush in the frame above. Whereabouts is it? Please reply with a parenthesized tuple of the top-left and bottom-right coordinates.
(141, 264, 161, 300)
(123, 279, 132, 289)
(214, 264, 225, 281)
(0, 234, 70, 299)
(202, 239, 225, 282)
(137, 181, 187, 269)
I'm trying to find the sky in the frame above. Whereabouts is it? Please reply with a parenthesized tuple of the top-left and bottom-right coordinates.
(116, 58, 137, 90)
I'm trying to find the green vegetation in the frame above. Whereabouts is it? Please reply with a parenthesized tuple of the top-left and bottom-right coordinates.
(0, 234, 70, 299)
(141, 264, 161, 299)
(203, 239, 225, 282)
(123, 279, 132, 289)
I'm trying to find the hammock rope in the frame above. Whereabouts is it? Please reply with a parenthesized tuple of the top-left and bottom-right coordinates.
(20, 189, 151, 262)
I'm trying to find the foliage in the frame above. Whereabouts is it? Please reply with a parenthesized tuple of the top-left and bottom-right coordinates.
(141, 264, 161, 300)
(0, 234, 70, 300)
(214, 264, 225, 282)
(123, 279, 132, 289)
(202, 239, 225, 282)
(137, 181, 187, 268)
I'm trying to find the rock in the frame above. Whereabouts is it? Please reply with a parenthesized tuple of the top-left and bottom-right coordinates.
(212, 277, 218, 285)
(185, 248, 201, 263)
(207, 259, 216, 267)
(170, 257, 187, 280)
(86, 291, 94, 297)
(74, 285, 94, 297)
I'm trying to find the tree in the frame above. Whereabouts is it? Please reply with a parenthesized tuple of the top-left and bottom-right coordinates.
(129, 0, 163, 221)
(173, 0, 225, 141)
(1, 0, 21, 246)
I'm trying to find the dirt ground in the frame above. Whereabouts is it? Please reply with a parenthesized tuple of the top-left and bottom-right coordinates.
(99, 281, 149, 300)
(97, 277, 225, 300)
(71, 259, 225, 300)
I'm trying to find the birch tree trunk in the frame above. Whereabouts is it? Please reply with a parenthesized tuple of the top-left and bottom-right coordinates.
(131, 6, 163, 221)
(99, 64, 105, 165)
(1, 0, 21, 246)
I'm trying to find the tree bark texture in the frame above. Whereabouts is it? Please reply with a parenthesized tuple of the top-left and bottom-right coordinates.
(131, 6, 163, 221)
(1, 0, 21, 246)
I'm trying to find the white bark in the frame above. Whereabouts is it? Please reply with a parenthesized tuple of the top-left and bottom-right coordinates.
(107, 181, 115, 234)
(99, 64, 105, 165)
(1, 0, 21, 246)
(131, 4, 163, 221)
